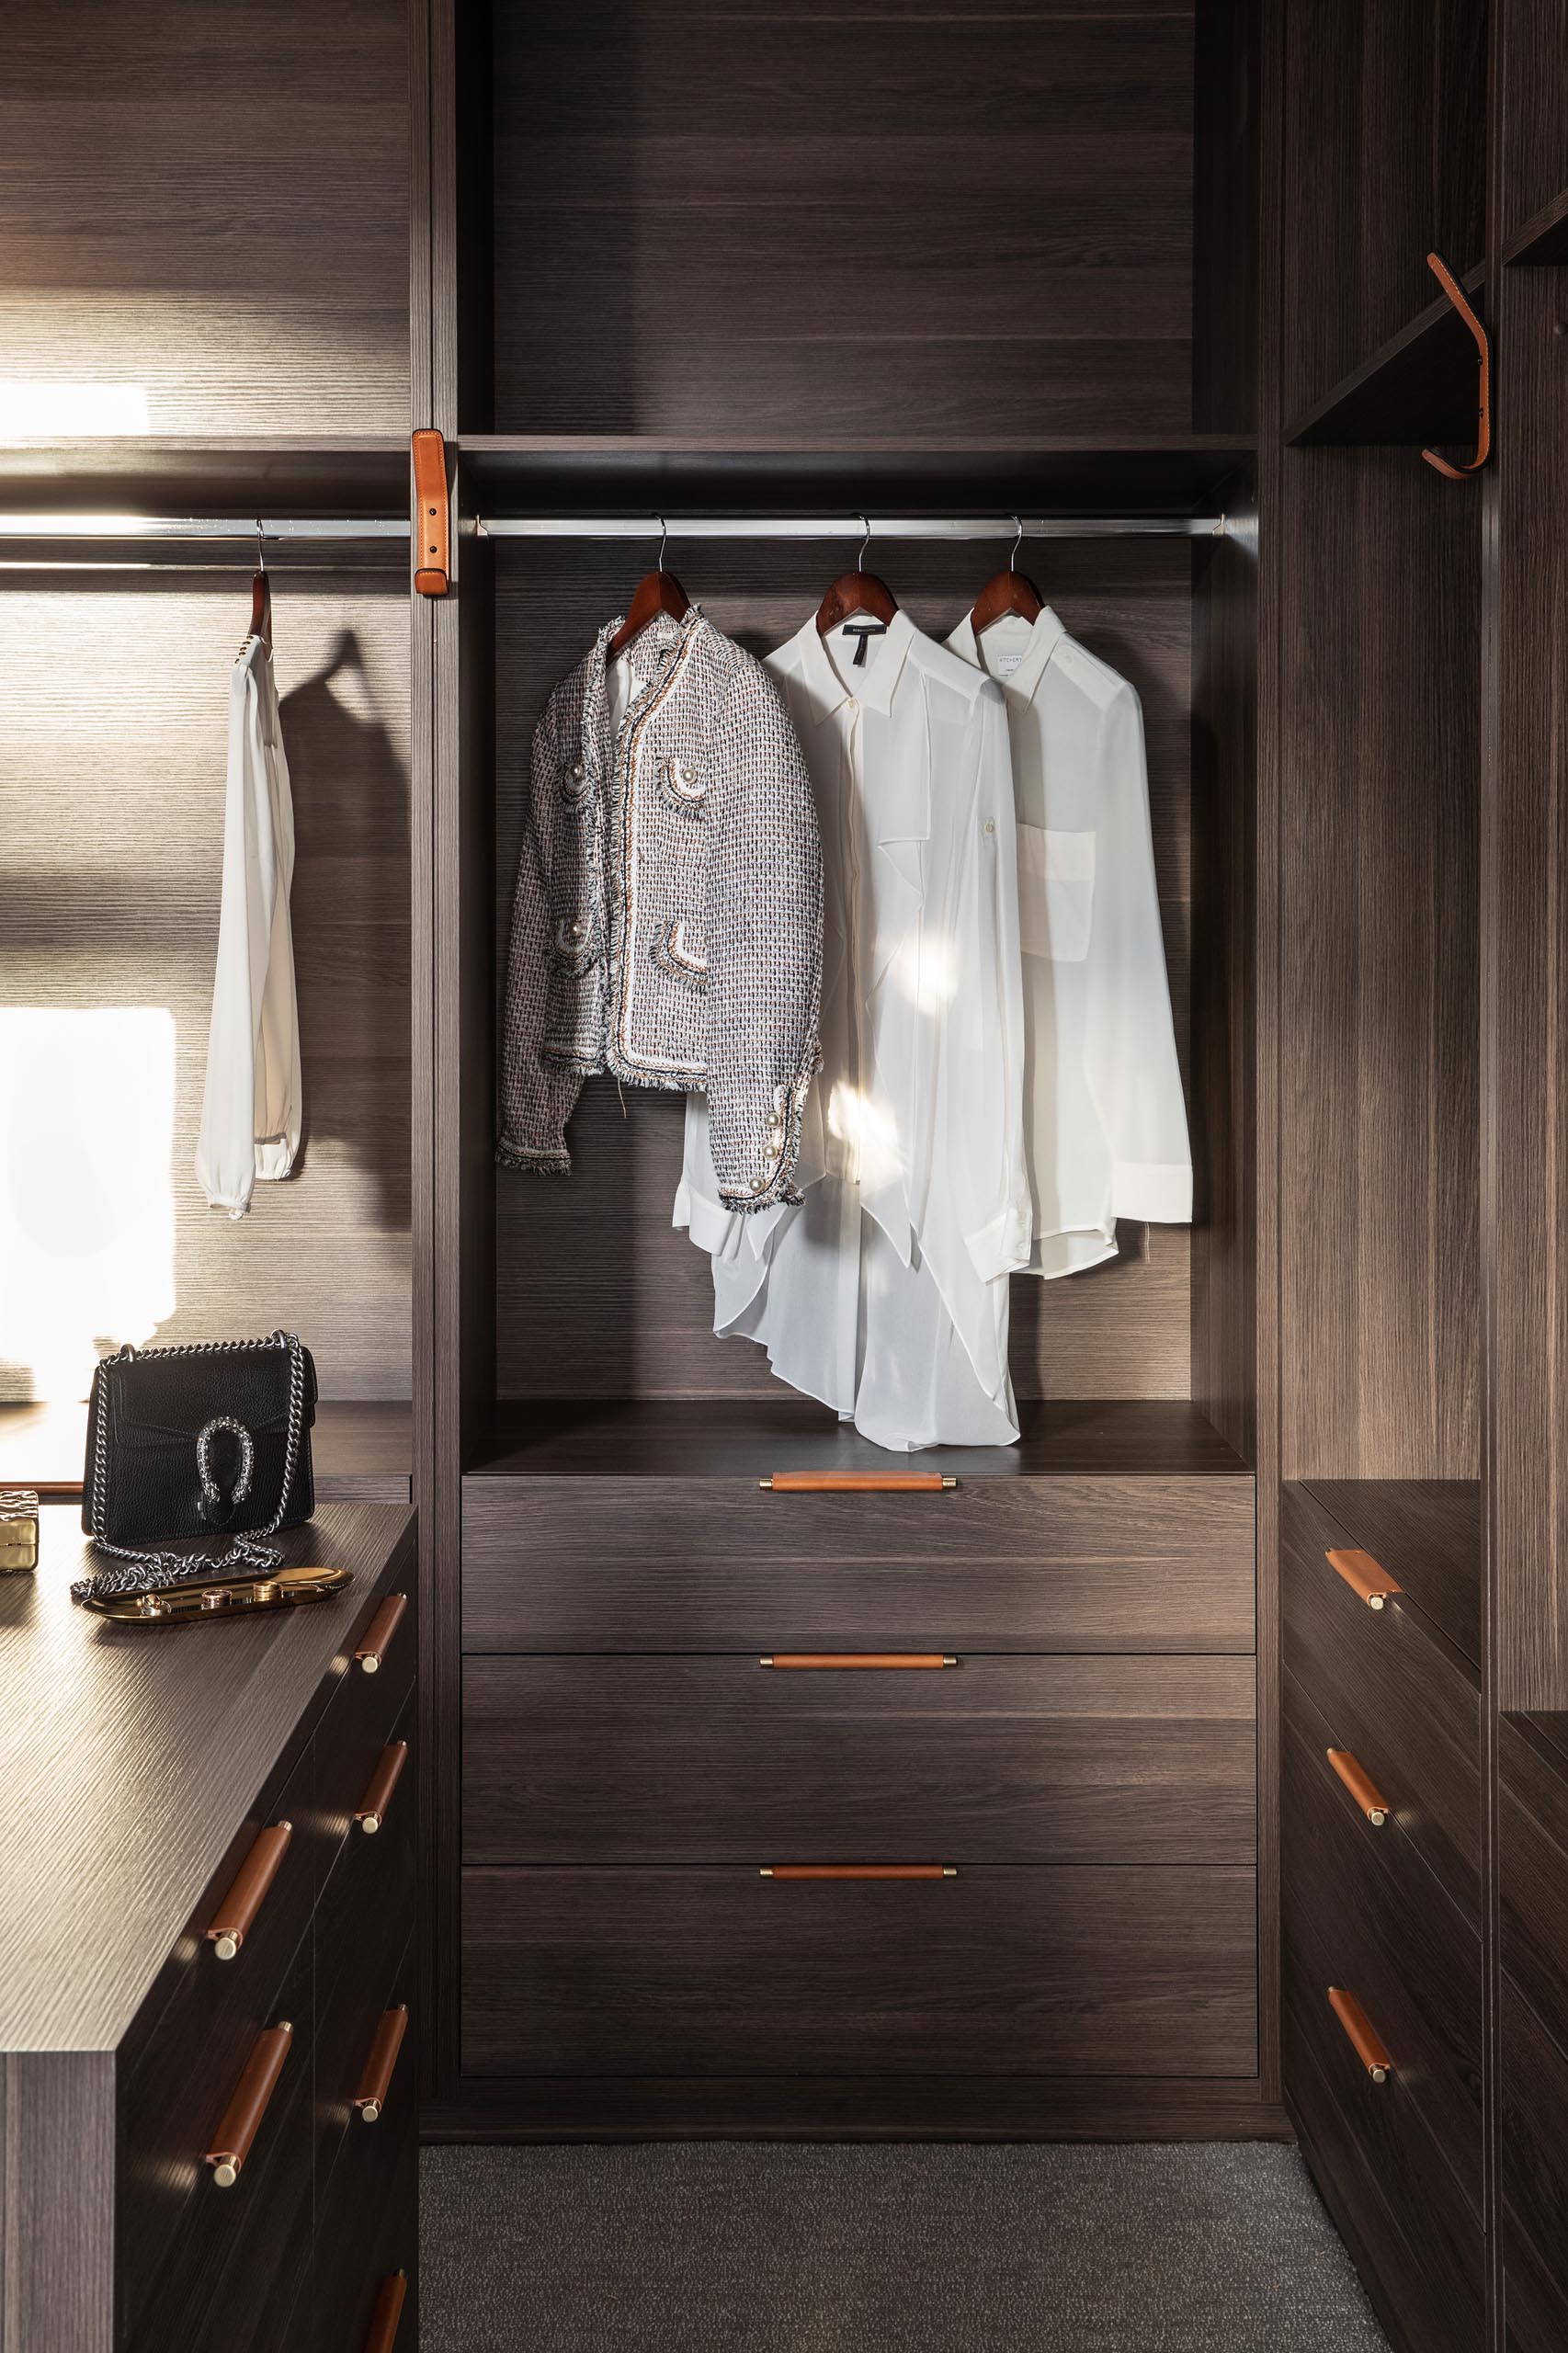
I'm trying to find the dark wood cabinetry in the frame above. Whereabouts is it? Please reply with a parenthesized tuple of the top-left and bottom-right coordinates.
(0, 1508, 417, 2353)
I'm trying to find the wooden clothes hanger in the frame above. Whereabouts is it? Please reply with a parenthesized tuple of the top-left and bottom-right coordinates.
(609, 517, 689, 657)
(816, 516, 899, 636)
(969, 517, 1043, 635)
(248, 520, 272, 653)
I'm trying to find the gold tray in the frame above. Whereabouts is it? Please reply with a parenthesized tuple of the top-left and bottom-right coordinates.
(85, 1565, 351, 1624)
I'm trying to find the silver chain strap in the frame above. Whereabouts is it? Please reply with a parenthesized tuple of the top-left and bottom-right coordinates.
(72, 1331, 307, 1605)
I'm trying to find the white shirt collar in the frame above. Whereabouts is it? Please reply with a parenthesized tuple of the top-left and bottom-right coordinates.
(789, 606, 915, 726)
(948, 603, 1066, 702)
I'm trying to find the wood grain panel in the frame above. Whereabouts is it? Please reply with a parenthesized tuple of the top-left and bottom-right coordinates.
(491, 9, 1192, 436)
(1278, 450, 1480, 1483)
(493, 539, 1196, 1402)
(1500, 1977, 1568, 2353)
(1, 0, 409, 435)
(1499, 1718, 1568, 2071)
(0, 2052, 115, 2353)
(462, 1654, 1256, 1864)
(0, 577, 412, 1404)
(1498, 0, 1568, 243)
(1280, 0, 1487, 419)
(461, 1862, 1257, 2078)
(1486, 267, 1568, 1709)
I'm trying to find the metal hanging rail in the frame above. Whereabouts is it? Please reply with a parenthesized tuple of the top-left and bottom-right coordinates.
(0, 516, 410, 540)
(477, 514, 1227, 541)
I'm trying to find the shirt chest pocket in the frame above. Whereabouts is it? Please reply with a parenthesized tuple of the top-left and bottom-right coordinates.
(1017, 824, 1096, 963)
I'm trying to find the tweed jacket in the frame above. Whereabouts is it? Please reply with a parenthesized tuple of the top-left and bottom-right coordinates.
(499, 607, 824, 1211)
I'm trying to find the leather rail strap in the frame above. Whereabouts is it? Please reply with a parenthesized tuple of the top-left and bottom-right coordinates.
(412, 429, 450, 594)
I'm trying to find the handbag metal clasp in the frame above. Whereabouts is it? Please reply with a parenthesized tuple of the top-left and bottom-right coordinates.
(196, 1416, 255, 1527)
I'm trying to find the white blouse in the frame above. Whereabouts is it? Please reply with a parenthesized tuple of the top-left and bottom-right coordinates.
(946, 606, 1192, 1278)
(194, 633, 301, 1217)
(676, 608, 1031, 1451)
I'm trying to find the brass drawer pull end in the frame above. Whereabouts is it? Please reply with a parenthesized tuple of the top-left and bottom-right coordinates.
(207, 1820, 293, 1960)
(356, 1591, 408, 1673)
(354, 2004, 410, 2122)
(205, 2020, 294, 2185)
(356, 1740, 410, 1834)
(1326, 1749, 1391, 1826)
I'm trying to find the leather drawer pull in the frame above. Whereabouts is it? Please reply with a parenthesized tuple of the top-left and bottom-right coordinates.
(761, 1654, 957, 1669)
(206, 1821, 293, 1960)
(353, 2004, 410, 2123)
(760, 1472, 957, 1492)
(760, 1864, 957, 1880)
(1326, 1549, 1403, 1610)
(205, 2020, 293, 2186)
(356, 1591, 408, 1674)
(1326, 1748, 1391, 1826)
(356, 1740, 409, 1834)
(1328, 1986, 1394, 2084)
(363, 2271, 409, 2353)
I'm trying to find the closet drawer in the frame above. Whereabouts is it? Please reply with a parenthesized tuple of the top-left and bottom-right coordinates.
(1286, 1947, 1484, 2353)
(461, 1474, 1256, 1653)
(1500, 1717, 1568, 2063)
(460, 1863, 1257, 2078)
(314, 1934, 417, 2301)
(1281, 1484, 1480, 1926)
(308, 2137, 417, 2353)
(127, 1934, 313, 2353)
(1282, 1672, 1483, 2218)
(312, 1579, 415, 1856)
(1502, 1972, 1568, 2353)
(462, 1654, 1256, 1865)
(316, 1698, 416, 2186)
(119, 1742, 322, 2344)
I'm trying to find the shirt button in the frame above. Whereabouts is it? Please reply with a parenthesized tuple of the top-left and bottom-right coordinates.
(571, 759, 585, 781)
(567, 919, 586, 942)
(846, 697, 858, 714)
(984, 819, 995, 835)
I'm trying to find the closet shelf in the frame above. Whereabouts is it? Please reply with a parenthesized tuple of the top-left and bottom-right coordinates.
(456, 436, 1256, 518)
(0, 1399, 412, 1506)
(1285, 265, 1487, 448)
(465, 1400, 1252, 1482)
(1295, 1478, 1481, 1667)
(1504, 186, 1568, 266)
(0, 438, 410, 514)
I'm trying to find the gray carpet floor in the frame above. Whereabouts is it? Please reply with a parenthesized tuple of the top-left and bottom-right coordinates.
(420, 2143, 1390, 2351)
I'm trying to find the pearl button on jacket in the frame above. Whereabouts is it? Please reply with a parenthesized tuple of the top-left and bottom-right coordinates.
(946, 605, 1192, 1276)
(676, 608, 1032, 1451)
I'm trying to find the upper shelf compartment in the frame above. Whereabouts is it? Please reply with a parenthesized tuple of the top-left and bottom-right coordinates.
(0, 438, 411, 517)
(458, 438, 1256, 520)
(1285, 266, 1487, 449)
(470, 5, 1216, 444)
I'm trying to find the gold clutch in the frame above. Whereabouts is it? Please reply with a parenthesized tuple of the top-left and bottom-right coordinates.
(81, 1564, 349, 1624)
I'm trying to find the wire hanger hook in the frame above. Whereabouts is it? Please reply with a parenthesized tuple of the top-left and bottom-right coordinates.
(255, 518, 267, 574)
(857, 514, 871, 572)
(1010, 515, 1024, 573)
(655, 514, 668, 570)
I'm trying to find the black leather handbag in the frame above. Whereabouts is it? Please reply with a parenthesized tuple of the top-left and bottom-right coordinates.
(74, 1331, 316, 1605)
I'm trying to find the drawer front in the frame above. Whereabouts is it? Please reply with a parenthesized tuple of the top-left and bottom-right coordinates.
(461, 1863, 1257, 2078)
(312, 1936, 418, 2353)
(462, 1475, 1256, 1652)
(312, 1578, 416, 1862)
(463, 1654, 1257, 1865)
(1282, 1670, 1483, 2216)
(1286, 1944, 1484, 2353)
(316, 1698, 416, 2191)
(119, 1741, 322, 2345)
(1500, 1718, 1568, 2063)
(127, 1934, 313, 2353)
(1281, 1484, 1480, 1926)
(1501, 1972, 1568, 2353)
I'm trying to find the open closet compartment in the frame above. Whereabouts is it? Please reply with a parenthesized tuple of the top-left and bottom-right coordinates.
(0, 1, 419, 1506)
(422, 0, 1270, 2136)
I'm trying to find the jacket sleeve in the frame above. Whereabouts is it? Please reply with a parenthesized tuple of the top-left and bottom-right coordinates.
(701, 656, 824, 1211)
(498, 693, 584, 1174)
(957, 680, 1033, 1283)
(1083, 682, 1192, 1222)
